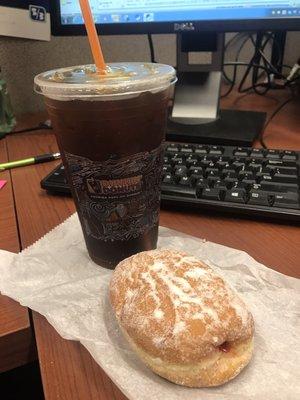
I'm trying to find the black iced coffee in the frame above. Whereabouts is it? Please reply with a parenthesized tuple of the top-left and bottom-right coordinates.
(34, 63, 176, 268)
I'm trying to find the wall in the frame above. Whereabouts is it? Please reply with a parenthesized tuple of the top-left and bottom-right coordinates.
(0, 32, 299, 115)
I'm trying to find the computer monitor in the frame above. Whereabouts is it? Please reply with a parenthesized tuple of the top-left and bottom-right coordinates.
(52, 1, 300, 34)
(51, 1, 300, 145)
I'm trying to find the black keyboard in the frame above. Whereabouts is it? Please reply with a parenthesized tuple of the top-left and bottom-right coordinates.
(41, 143, 300, 222)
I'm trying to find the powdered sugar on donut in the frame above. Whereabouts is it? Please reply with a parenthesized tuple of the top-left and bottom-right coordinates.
(109, 249, 254, 364)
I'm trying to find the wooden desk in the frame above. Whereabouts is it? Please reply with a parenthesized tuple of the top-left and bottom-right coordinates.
(1, 90, 299, 399)
(0, 138, 36, 373)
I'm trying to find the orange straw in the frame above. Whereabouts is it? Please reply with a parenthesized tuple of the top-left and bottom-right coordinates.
(79, 0, 107, 74)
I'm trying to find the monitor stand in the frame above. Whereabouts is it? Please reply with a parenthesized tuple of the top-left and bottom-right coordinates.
(167, 32, 266, 146)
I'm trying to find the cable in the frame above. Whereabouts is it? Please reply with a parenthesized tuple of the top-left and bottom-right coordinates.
(218, 30, 293, 98)
(221, 34, 252, 97)
(249, 34, 287, 81)
(238, 34, 272, 95)
(147, 34, 156, 63)
(224, 33, 243, 52)
(12, 126, 52, 134)
(223, 33, 244, 84)
(10, 120, 52, 135)
(225, 32, 292, 96)
(222, 33, 250, 86)
(223, 62, 272, 96)
(258, 96, 294, 148)
(222, 32, 276, 97)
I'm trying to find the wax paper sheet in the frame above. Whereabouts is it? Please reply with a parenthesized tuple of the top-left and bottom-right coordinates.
(0, 213, 299, 400)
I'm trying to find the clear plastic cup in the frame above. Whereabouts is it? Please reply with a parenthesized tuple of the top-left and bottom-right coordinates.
(35, 63, 176, 269)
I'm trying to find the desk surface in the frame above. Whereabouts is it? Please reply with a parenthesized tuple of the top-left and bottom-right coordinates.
(0, 138, 36, 373)
(0, 90, 299, 399)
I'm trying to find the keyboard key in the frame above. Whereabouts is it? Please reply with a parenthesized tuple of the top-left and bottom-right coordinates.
(282, 155, 297, 162)
(189, 166, 203, 175)
(199, 158, 212, 168)
(208, 176, 221, 186)
(206, 167, 220, 175)
(250, 183, 262, 191)
(241, 179, 257, 187)
(175, 166, 188, 178)
(195, 145, 208, 155)
(250, 149, 264, 158)
(234, 147, 249, 157)
(272, 173, 298, 184)
(195, 178, 209, 192)
(181, 146, 193, 154)
(162, 165, 172, 173)
(222, 168, 236, 176)
(224, 177, 238, 188)
(166, 144, 180, 152)
(200, 188, 224, 201)
(216, 160, 230, 169)
(273, 193, 300, 209)
(209, 146, 223, 155)
(268, 159, 297, 167)
(233, 181, 250, 189)
(170, 154, 182, 161)
(265, 165, 297, 175)
(248, 191, 272, 206)
(256, 172, 273, 181)
(179, 176, 191, 186)
(224, 171, 238, 179)
(282, 150, 297, 161)
(260, 180, 299, 192)
(163, 174, 174, 184)
(233, 156, 248, 163)
(205, 155, 217, 162)
(248, 162, 263, 173)
(225, 189, 247, 203)
(238, 171, 254, 180)
(265, 149, 281, 159)
(185, 157, 198, 167)
(190, 174, 204, 184)
(213, 180, 228, 190)
(232, 161, 246, 171)
(171, 156, 185, 164)
(161, 184, 196, 198)
(216, 156, 230, 162)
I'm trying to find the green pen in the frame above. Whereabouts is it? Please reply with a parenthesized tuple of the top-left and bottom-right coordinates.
(0, 152, 61, 171)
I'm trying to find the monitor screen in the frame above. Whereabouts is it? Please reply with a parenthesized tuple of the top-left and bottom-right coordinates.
(59, 1, 300, 26)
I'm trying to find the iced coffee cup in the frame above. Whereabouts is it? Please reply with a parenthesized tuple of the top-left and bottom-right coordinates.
(34, 63, 176, 268)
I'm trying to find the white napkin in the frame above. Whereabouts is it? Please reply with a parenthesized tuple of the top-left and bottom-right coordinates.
(0, 213, 299, 400)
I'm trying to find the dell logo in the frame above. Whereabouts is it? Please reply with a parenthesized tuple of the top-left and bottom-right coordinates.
(174, 22, 195, 32)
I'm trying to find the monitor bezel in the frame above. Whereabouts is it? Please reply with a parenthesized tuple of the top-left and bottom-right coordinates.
(51, 0, 300, 35)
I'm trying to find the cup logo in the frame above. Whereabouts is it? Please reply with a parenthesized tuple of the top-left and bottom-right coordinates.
(65, 145, 163, 242)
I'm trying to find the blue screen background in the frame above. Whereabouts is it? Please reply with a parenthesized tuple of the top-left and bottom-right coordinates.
(59, 0, 300, 25)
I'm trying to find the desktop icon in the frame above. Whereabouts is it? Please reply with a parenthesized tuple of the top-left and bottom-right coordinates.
(143, 13, 154, 22)
(101, 14, 110, 22)
(73, 15, 83, 24)
(111, 14, 120, 22)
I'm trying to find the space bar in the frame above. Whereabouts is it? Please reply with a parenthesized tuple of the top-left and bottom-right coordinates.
(161, 185, 196, 198)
